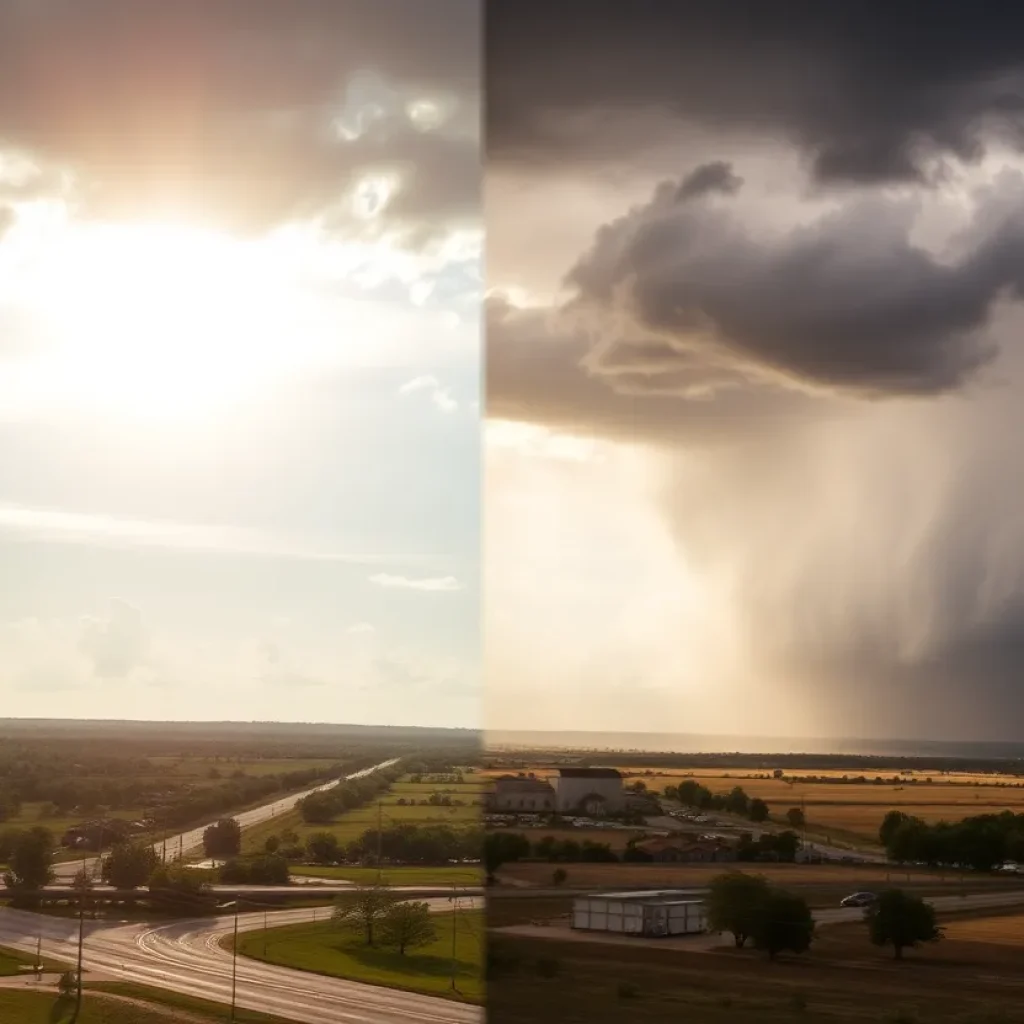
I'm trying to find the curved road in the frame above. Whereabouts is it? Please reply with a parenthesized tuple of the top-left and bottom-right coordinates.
(0, 896, 482, 1024)
(53, 759, 399, 882)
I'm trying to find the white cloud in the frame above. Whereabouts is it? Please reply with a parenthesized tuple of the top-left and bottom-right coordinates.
(398, 374, 458, 413)
(346, 622, 376, 634)
(368, 573, 463, 592)
(0, 502, 425, 567)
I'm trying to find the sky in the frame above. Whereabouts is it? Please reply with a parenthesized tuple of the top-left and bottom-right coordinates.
(484, 1, 1024, 743)
(0, 0, 480, 727)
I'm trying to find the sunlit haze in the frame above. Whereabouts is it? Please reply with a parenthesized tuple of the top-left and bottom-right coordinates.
(0, 0, 480, 727)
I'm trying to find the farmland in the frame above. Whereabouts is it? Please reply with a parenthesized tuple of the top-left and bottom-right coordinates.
(483, 763, 1024, 842)
(241, 773, 485, 855)
(487, 908, 1024, 1024)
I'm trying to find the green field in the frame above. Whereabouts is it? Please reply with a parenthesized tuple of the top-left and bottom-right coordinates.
(0, 944, 67, 976)
(290, 865, 482, 885)
(242, 777, 483, 854)
(232, 909, 484, 1004)
(0, 987, 249, 1023)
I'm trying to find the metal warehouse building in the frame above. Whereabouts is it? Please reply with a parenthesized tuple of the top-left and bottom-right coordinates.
(572, 890, 708, 937)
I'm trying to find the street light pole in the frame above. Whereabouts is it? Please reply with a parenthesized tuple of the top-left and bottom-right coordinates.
(230, 906, 239, 1024)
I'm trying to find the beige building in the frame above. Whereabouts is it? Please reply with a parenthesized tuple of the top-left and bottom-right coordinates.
(553, 767, 624, 814)
(489, 774, 556, 812)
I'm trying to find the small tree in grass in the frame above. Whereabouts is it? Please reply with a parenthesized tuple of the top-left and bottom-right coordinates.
(379, 900, 437, 955)
(552, 868, 567, 886)
(706, 870, 770, 948)
(332, 883, 399, 946)
(866, 889, 943, 961)
(750, 889, 815, 960)
(786, 807, 806, 829)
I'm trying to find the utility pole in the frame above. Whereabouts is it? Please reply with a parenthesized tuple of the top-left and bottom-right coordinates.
(376, 801, 383, 886)
(35, 932, 41, 982)
(67, 899, 85, 1023)
(162, 837, 167, 864)
(449, 887, 460, 993)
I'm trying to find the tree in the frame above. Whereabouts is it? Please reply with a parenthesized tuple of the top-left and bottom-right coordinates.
(3, 827, 54, 900)
(866, 889, 943, 961)
(264, 835, 281, 854)
(379, 900, 438, 955)
(879, 810, 912, 848)
(305, 832, 341, 864)
(750, 889, 815, 960)
(298, 791, 338, 825)
(706, 871, 770, 948)
(102, 841, 160, 889)
(148, 863, 215, 914)
(333, 884, 399, 946)
(749, 798, 770, 823)
(483, 832, 530, 883)
(552, 867, 568, 886)
(786, 807, 806, 829)
(203, 818, 242, 859)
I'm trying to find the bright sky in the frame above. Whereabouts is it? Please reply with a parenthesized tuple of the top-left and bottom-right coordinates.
(0, 3, 480, 728)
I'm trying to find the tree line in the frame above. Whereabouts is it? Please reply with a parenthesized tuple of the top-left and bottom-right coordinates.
(296, 765, 404, 825)
(880, 809, 1024, 871)
(707, 870, 942, 962)
(664, 780, 771, 823)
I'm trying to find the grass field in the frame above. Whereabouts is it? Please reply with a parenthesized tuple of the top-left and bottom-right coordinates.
(290, 865, 482, 885)
(0, 986, 293, 1023)
(487, 912, 1024, 1024)
(232, 910, 484, 1004)
(87, 982, 300, 1023)
(0, 944, 68, 976)
(242, 777, 483, 855)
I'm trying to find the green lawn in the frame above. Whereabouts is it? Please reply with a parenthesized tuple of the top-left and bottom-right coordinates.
(231, 909, 484, 1004)
(0, 944, 67, 976)
(290, 865, 482, 886)
(241, 775, 482, 855)
(88, 982, 300, 1022)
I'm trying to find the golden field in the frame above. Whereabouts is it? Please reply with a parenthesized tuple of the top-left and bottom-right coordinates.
(483, 765, 1024, 840)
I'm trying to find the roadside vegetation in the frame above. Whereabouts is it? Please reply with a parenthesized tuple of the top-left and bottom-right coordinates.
(229, 884, 483, 1003)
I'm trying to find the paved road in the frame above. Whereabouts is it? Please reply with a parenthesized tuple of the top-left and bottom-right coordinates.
(53, 759, 399, 882)
(0, 897, 482, 1024)
(815, 888, 1024, 926)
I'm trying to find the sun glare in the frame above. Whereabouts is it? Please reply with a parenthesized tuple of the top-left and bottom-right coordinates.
(2, 212, 319, 424)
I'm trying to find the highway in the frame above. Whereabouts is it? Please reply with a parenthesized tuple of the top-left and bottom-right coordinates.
(0, 897, 482, 1024)
(815, 887, 1024, 926)
(52, 759, 399, 882)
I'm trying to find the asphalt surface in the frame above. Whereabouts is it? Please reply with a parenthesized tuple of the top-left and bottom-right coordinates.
(815, 888, 1024, 926)
(0, 898, 482, 1024)
(52, 759, 399, 882)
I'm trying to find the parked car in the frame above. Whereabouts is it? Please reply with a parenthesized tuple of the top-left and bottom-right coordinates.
(840, 891, 877, 908)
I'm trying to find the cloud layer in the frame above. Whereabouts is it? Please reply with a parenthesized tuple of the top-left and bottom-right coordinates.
(0, 0, 478, 241)
(485, 6, 1024, 741)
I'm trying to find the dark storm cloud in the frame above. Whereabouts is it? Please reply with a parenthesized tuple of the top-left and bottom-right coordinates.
(566, 166, 1024, 397)
(487, 0, 1024, 185)
(486, 297, 823, 445)
(0, 0, 478, 235)
(489, 165, 1024, 440)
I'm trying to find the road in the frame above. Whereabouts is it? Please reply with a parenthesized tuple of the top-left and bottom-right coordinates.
(52, 759, 399, 882)
(815, 888, 1024, 926)
(0, 897, 482, 1024)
